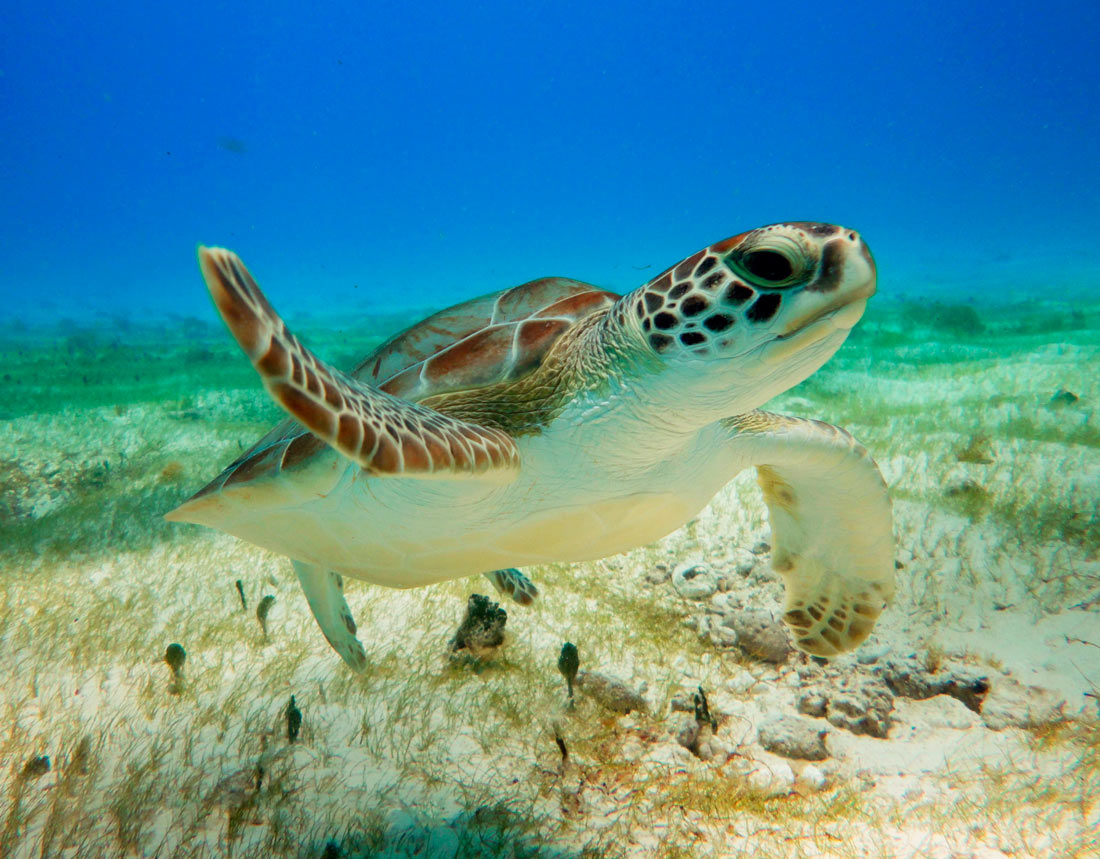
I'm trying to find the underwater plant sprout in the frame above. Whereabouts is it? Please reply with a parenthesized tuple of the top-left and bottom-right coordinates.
(164, 643, 186, 694)
(256, 595, 276, 641)
(557, 642, 579, 704)
(285, 696, 301, 743)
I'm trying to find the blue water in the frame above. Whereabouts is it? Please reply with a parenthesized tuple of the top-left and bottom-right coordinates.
(2, 0, 1098, 322)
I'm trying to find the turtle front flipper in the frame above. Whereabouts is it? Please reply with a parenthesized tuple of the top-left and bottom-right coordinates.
(292, 561, 367, 671)
(723, 411, 895, 657)
(198, 247, 520, 481)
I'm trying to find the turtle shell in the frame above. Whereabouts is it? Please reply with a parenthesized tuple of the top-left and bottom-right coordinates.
(353, 277, 618, 401)
(188, 277, 619, 495)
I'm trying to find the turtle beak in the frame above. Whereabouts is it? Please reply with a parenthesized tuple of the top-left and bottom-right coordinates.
(777, 232, 876, 339)
(859, 236, 877, 285)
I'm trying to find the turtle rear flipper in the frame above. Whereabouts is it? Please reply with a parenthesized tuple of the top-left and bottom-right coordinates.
(483, 568, 539, 606)
(198, 246, 519, 482)
(724, 411, 895, 657)
(292, 561, 367, 671)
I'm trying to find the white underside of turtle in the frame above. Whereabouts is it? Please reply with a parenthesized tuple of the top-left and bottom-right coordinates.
(167, 222, 895, 670)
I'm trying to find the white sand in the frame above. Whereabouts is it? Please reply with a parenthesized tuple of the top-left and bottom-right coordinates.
(0, 310, 1097, 858)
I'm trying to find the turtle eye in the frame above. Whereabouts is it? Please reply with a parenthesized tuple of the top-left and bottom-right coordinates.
(741, 249, 793, 284)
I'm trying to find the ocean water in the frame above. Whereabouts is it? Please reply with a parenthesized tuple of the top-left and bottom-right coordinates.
(1, 2, 1099, 858)
(2, 0, 1099, 322)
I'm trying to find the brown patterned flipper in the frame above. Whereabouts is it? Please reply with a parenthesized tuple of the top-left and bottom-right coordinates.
(198, 246, 520, 479)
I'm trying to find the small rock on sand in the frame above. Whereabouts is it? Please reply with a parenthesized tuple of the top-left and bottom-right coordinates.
(576, 670, 648, 714)
(798, 675, 894, 738)
(672, 561, 717, 599)
(799, 764, 827, 792)
(644, 563, 671, 584)
(729, 547, 758, 576)
(745, 759, 795, 797)
(878, 653, 990, 712)
(980, 676, 1067, 731)
(675, 717, 700, 752)
(725, 610, 792, 663)
(758, 715, 829, 761)
(642, 742, 693, 771)
(449, 594, 507, 660)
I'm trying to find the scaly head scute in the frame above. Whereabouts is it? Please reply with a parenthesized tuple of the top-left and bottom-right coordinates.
(620, 222, 876, 415)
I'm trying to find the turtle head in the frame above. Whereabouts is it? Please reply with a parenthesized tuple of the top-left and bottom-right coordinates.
(621, 222, 876, 416)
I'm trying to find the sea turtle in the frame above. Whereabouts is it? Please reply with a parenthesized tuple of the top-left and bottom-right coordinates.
(166, 222, 894, 670)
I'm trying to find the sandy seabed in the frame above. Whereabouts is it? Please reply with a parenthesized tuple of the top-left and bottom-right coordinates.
(0, 296, 1097, 858)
